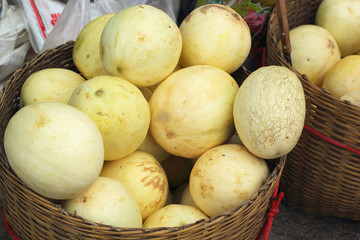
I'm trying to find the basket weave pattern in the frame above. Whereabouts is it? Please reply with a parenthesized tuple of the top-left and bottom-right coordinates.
(266, 0, 360, 221)
(0, 41, 286, 239)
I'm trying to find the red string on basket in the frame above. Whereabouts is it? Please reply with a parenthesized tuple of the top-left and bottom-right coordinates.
(256, 182, 284, 240)
(254, 47, 267, 68)
(303, 124, 360, 155)
(3, 208, 21, 240)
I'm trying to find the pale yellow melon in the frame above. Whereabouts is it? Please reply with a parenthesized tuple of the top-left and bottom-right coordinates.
(68, 75, 150, 160)
(179, 4, 251, 74)
(137, 131, 170, 163)
(73, 13, 115, 79)
(315, 0, 360, 57)
(100, 151, 168, 221)
(143, 204, 208, 228)
(4, 102, 104, 200)
(281, 24, 340, 87)
(147, 63, 183, 92)
(233, 66, 306, 159)
(341, 90, 360, 107)
(100, 4, 182, 87)
(20, 68, 85, 107)
(137, 87, 170, 162)
(322, 55, 360, 98)
(149, 65, 239, 159)
(189, 144, 269, 217)
(63, 177, 142, 228)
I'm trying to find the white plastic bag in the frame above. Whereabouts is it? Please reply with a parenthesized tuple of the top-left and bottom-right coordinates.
(15, 0, 66, 53)
(41, 0, 181, 52)
(41, 0, 92, 51)
(94, 0, 180, 23)
(14, 0, 181, 53)
(0, 0, 30, 84)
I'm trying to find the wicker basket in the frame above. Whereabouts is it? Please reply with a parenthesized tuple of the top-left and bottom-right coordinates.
(0, 41, 286, 240)
(266, 0, 360, 221)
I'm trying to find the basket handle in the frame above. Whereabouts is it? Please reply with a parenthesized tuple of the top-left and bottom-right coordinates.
(275, 0, 292, 65)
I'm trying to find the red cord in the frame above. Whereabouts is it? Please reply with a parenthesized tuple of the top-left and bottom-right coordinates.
(254, 47, 267, 68)
(2, 208, 21, 240)
(303, 124, 360, 155)
(256, 182, 284, 240)
(29, 0, 47, 39)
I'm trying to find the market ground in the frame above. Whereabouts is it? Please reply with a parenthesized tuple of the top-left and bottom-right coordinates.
(1, 193, 359, 240)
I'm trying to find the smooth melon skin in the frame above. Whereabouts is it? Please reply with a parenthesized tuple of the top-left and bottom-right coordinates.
(62, 177, 142, 228)
(137, 87, 170, 162)
(189, 144, 269, 217)
(233, 66, 306, 159)
(4, 102, 104, 200)
(143, 204, 208, 228)
(137, 131, 170, 163)
(179, 4, 251, 74)
(341, 90, 360, 107)
(149, 65, 239, 159)
(20, 68, 86, 107)
(100, 151, 169, 221)
(100, 4, 182, 87)
(315, 0, 360, 57)
(68, 75, 150, 161)
(322, 55, 360, 98)
(281, 24, 341, 87)
(73, 13, 115, 79)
